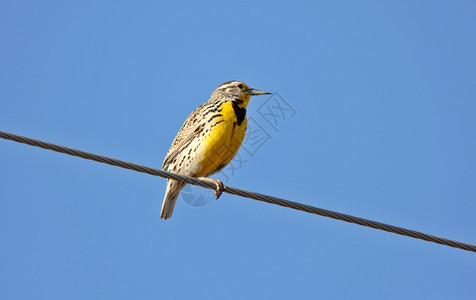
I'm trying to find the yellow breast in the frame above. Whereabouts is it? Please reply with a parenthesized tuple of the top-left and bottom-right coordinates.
(197, 101, 247, 177)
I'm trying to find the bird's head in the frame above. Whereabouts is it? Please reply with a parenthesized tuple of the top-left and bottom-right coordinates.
(211, 81, 270, 107)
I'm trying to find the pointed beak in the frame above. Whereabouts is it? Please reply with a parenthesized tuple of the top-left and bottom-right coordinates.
(246, 88, 271, 96)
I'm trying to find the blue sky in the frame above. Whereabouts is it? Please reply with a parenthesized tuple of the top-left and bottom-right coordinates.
(1, 1, 475, 299)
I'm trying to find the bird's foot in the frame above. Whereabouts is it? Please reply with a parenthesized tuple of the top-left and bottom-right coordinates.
(199, 177, 225, 199)
(213, 179, 224, 199)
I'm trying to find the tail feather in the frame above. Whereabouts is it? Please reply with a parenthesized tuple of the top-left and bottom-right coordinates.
(161, 179, 186, 220)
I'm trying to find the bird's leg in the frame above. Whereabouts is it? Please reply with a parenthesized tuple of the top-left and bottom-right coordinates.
(198, 177, 225, 199)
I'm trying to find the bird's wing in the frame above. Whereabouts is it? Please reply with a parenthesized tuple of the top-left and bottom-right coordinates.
(162, 103, 206, 170)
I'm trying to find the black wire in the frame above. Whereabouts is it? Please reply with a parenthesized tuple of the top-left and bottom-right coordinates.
(1, 130, 475, 253)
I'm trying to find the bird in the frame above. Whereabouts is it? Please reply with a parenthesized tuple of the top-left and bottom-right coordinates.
(160, 81, 271, 219)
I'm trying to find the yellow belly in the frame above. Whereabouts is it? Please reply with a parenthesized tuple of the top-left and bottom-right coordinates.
(196, 101, 247, 177)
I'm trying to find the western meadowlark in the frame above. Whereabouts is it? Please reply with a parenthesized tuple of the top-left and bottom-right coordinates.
(161, 81, 270, 219)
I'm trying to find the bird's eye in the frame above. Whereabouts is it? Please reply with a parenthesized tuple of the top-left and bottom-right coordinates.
(237, 84, 244, 89)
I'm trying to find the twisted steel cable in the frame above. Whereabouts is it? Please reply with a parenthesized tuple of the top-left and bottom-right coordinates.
(1, 130, 475, 253)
